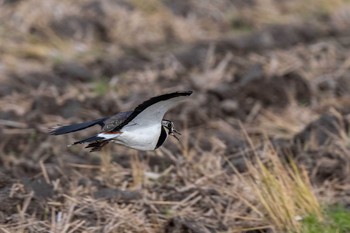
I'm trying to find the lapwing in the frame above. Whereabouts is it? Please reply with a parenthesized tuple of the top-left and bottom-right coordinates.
(50, 91, 193, 152)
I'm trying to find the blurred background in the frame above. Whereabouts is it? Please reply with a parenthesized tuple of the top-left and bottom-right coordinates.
(0, 0, 350, 232)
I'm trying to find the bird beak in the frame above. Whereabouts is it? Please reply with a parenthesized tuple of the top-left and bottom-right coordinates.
(169, 127, 181, 141)
(171, 133, 180, 142)
(173, 128, 181, 135)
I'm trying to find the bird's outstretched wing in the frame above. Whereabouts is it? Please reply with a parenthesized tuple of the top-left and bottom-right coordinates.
(50, 112, 132, 151)
(49, 117, 109, 135)
(110, 91, 193, 132)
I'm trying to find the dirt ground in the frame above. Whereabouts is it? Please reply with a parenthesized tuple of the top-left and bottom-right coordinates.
(0, 0, 350, 232)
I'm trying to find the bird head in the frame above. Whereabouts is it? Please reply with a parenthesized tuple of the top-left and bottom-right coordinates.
(161, 120, 181, 141)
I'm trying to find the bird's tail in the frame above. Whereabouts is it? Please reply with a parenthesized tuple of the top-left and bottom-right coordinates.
(49, 117, 108, 135)
(68, 135, 110, 152)
(70, 135, 105, 145)
(85, 140, 110, 152)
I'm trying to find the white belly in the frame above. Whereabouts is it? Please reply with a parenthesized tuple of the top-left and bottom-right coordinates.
(113, 123, 162, 151)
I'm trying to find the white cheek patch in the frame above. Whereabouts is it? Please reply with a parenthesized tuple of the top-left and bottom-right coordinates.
(97, 133, 121, 139)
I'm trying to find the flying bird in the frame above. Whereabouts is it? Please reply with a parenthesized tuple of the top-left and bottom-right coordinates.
(50, 91, 193, 152)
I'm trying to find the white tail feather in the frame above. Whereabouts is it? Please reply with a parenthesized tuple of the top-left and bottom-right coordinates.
(97, 133, 120, 140)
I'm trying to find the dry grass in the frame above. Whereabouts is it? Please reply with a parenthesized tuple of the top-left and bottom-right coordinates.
(0, 0, 350, 232)
(239, 142, 323, 232)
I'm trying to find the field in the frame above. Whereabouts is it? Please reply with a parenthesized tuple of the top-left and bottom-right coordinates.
(0, 0, 350, 232)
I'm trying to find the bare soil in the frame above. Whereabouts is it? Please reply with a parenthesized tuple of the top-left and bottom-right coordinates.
(0, 0, 349, 232)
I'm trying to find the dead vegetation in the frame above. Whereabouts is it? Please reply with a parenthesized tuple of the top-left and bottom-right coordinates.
(0, 0, 350, 232)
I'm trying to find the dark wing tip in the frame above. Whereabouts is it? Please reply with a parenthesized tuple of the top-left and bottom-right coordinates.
(184, 90, 193, 95)
(151, 90, 193, 101)
(49, 126, 62, 135)
(49, 125, 76, 135)
(175, 90, 193, 96)
(132, 90, 193, 112)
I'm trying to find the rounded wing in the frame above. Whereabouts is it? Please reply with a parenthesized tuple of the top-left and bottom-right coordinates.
(111, 91, 193, 131)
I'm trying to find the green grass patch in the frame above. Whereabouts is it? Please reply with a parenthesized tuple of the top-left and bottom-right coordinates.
(94, 79, 109, 96)
(302, 205, 350, 233)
